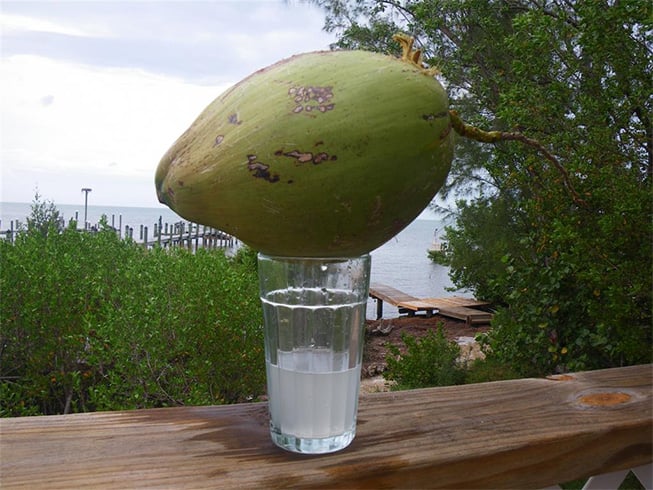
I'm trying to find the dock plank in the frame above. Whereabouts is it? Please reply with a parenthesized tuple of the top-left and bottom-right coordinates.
(369, 283, 425, 319)
(421, 297, 491, 308)
(368, 283, 419, 306)
(400, 299, 493, 326)
(438, 306, 493, 326)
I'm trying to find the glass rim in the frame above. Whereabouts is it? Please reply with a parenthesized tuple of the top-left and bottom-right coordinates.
(257, 253, 371, 262)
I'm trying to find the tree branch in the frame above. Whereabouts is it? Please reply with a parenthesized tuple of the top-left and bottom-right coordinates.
(449, 110, 588, 208)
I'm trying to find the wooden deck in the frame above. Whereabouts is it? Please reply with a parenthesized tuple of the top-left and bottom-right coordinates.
(1, 364, 650, 489)
(400, 298, 493, 326)
(368, 283, 420, 318)
(369, 283, 493, 325)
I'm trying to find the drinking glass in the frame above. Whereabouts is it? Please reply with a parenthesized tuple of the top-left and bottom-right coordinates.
(258, 254, 371, 454)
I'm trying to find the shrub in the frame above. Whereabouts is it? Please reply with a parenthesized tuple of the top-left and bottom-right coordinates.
(385, 325, 465, 390)
(0, 200, 265, 416)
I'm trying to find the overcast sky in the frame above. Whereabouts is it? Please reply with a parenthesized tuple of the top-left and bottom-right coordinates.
(0, 0, 337, 208)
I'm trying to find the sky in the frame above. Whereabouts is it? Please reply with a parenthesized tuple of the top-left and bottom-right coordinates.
(0, 0, 339, 209)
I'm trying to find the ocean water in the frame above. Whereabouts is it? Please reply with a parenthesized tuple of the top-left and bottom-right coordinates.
(0, 201, 183, 236)
(0, 201, 458, 318)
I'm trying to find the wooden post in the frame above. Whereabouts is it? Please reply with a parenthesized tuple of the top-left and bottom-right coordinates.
(376, 298, 384, 320)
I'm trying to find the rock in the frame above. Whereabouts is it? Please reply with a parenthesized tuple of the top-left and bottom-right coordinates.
(370, 320, 394, 336)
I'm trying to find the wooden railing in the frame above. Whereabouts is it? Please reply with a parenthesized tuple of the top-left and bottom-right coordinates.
(1, 364, 650, 489)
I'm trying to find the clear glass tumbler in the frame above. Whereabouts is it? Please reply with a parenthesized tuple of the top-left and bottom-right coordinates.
(257, 254, 371, 454)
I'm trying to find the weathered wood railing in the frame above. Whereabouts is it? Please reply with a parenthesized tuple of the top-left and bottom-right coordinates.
(1, 364, 650, 489)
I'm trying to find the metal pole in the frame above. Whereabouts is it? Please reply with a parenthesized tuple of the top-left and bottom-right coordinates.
(81, 188, 92, 230)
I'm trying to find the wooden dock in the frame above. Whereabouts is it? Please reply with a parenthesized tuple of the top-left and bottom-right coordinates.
(368, 283, 420, 319)
(401, 297, 493, 326)
(2, 216, 237, 252)
(144, 224, 235, 250)
(369, 283, 493, 325)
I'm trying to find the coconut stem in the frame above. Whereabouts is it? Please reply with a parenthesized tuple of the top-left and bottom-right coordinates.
(448, 110, 587, 208)
(393, 33, 440, 76)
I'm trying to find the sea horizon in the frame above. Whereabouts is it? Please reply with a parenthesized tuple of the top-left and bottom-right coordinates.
(1, 200, 443, 232)
(1, 201, 185, 230)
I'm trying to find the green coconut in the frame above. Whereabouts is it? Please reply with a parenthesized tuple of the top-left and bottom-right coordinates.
(155, 35, 454, 257)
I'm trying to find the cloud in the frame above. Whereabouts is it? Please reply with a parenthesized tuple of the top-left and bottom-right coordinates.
(0, 12, 101, 37)
(0, 2, 335, 84)
(0, 55, 228, 205)
(39, 94, 54, 106)
(0, 1, 336, 206)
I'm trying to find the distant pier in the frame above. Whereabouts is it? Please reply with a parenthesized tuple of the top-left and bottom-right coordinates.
(143, 220, 236, 250)
(1, 214, 237, 251)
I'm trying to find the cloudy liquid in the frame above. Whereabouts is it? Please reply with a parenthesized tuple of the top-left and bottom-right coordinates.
(267, 360, 361, 439)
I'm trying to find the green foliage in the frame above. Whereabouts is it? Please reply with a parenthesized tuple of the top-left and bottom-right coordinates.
(24, 191, 64, 236)
(463, 355, 520, 385)
(385, 325, 465, 390)
(231, 245, 259, 271)
(426, 248, 448, 266)
(319, 0, 652, 376)
(442, 196, 522, 304)
(0, 205, 264, 416)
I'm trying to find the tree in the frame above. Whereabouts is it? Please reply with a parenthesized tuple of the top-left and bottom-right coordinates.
(25, 192, 63, 237)
(315, 0, 652, 375)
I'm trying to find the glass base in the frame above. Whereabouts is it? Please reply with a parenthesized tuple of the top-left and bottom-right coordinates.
(270, 427, 355, 454)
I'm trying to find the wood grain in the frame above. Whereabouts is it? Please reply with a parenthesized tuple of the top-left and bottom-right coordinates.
(1, 364, 651, 489)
